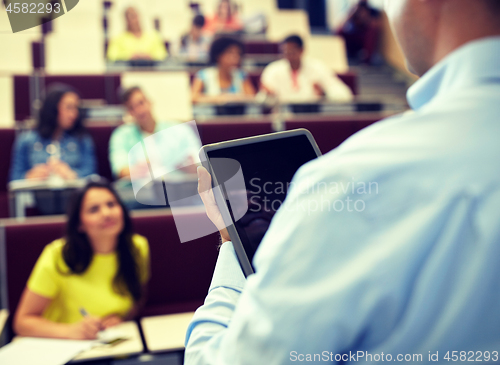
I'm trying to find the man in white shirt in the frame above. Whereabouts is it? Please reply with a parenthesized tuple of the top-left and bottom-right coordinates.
(260, 35, 354, 103)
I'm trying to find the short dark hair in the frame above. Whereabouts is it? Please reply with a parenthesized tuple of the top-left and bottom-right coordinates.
(283, 35, 304, 49)
(120, 86, 143, 105)
(193, 14, 205, 28)
(209, 36, 244, 65)
(37, 84, 86, 139)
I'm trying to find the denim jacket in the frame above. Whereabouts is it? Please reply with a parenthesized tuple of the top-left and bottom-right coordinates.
(9, 130, 97, 181)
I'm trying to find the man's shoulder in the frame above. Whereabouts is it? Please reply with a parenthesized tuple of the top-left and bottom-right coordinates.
(155, 120, 179, 130)
(111, 123, 138, 137)
(109, 124, 142, 151)
(293, 114, 404, 179)
(263, 59, 288, 73)
(299, 103, 500, 189)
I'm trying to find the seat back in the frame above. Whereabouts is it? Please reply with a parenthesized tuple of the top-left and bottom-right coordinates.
(86, 123, 119, 182)
(121, 72, 193, 121)
(0, 35, 33, 74)
(198, 120, 273, 145)
(0, 77, 15, 128)
(266, 10, 310, 42)
(285, 115, 383, 154)
(45, 34, 106, 74)
(0, 128, 16, 193)
(305, 35, 349, 74)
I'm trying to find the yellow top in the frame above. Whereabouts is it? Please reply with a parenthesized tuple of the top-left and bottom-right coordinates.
(107, 30, 168, 61)
(27, 235, 150, 324)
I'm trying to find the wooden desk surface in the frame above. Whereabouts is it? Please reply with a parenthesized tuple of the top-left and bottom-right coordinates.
(71, 321, 143, 362)
(141, 312, 195, 353)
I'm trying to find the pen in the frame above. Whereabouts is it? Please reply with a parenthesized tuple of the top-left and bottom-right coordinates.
(79, 307, 89, 317)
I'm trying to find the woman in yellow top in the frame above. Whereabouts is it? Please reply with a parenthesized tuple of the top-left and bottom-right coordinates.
(107, 6, 167, 62)
(13, 179, 150, 340)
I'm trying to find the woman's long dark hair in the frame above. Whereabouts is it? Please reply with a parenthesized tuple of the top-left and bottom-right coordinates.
(61, 178, 143, 302)
(37, 85, 86, 140)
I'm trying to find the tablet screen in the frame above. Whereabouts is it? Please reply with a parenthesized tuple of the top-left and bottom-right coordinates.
(206, 133, 320, 268)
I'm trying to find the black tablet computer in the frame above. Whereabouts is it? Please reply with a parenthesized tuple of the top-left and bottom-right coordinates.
(199, 129, 321, 277)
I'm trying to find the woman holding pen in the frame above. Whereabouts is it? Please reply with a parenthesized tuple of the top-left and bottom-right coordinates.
(13, 179, 150, 340)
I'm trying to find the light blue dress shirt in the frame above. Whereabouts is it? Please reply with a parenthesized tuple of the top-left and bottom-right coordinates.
(185, 37, 500, 364)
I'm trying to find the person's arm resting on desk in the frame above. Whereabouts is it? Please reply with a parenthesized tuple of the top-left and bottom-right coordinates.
(317, 62, 353, 102)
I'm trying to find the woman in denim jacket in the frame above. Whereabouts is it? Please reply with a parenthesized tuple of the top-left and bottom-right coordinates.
(9, 86, 97, 182)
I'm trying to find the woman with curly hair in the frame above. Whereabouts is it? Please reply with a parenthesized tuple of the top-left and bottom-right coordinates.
(191, 36, 255, 103)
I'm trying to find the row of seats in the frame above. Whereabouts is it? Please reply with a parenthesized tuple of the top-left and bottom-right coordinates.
(29, 0, 309, 43)
(2, 69, 357, 124)
(0, 114, 385, 217)
(0, 0, 318, 75)
(0, 208, 220, 322)
(0, 34, 348, 74)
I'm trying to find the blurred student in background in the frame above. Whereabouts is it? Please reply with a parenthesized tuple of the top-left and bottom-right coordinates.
(204, 0, 243, 35)
(9, 86, 96, 182)
(260, 35, 353, 103)
(107, 6, 167, 62)
(192, 37, 255, 103)
(178, 14, 211, 62)
(14, 179, 150, 340)
(338, 0, 382, 64)
(110, 86, 201, 180)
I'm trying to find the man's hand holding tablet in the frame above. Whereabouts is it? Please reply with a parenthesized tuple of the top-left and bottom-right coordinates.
(197, 165, 231, 244)
(197, 130, 321, 276)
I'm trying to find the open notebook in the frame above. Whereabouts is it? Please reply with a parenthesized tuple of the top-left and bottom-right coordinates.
(0, 326, 129, 365)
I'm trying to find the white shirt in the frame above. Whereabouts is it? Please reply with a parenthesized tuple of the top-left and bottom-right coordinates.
(184, 36, 500, 364)
(261, 57, 354, 102)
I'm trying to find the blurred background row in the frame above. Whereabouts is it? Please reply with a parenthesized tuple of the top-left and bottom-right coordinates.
(0, 0, 416, 220)
(0, 0, 413, 124)
(0, 3, 417, 361)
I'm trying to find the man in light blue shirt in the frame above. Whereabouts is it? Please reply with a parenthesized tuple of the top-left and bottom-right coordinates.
(109, 86, 201, 179)
(185, 0, 500, 363)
